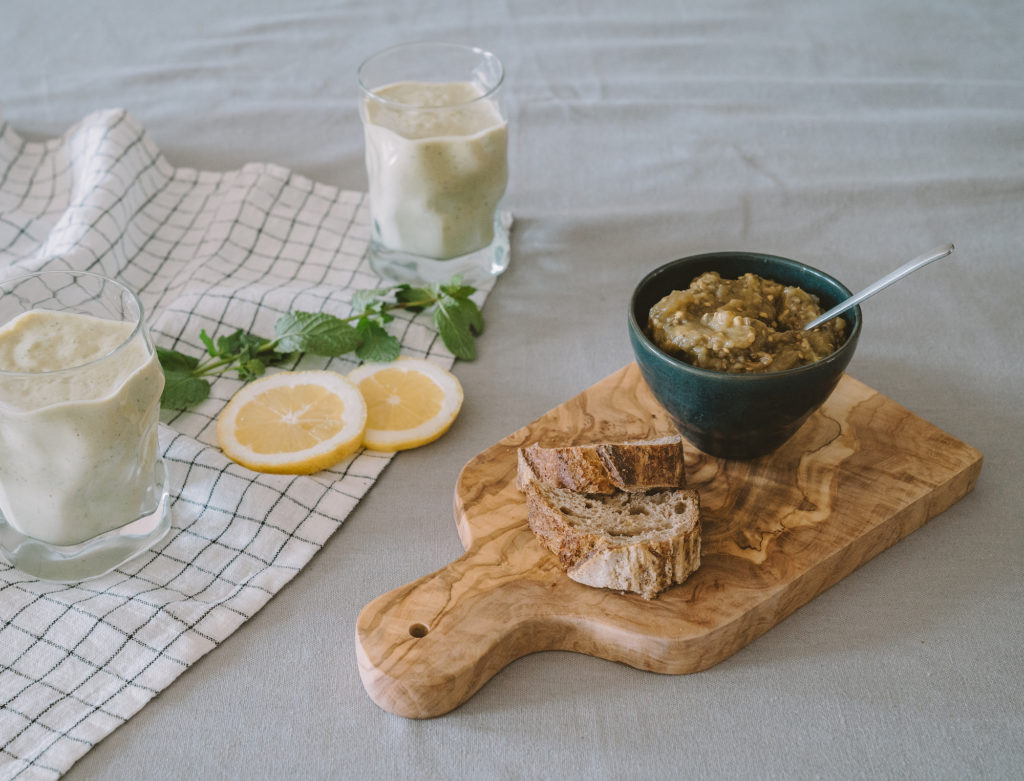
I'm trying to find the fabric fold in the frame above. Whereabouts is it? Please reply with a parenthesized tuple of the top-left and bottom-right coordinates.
(0, 108, 500, 780)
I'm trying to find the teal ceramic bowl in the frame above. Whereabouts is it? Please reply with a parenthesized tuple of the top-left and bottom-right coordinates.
(628, 251, 862, 460)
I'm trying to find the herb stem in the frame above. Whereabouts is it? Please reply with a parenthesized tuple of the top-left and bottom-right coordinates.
(193, 339, 283, 377)
(335, 297, 437, 324)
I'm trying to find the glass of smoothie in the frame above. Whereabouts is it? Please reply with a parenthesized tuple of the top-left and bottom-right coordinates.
(0, 270, 171, 581)
(358, 42, 509, 284)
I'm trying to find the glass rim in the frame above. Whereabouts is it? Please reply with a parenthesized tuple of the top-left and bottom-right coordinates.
(0, 270, 147, 378)
(357, 41, 505, 110)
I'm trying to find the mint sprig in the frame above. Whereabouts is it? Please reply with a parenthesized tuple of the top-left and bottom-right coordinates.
(158, 276, 484, 410)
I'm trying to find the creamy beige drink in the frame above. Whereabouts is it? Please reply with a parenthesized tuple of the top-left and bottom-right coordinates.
(0, 309, 164, 547)
(363, 80, 508, 260)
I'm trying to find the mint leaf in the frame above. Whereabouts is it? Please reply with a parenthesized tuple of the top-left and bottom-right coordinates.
(239, 358, 267, 380)
(355, 318, 401, 362)
(432, 297, 476, 360)
(350, 285, 399, 314)
(161, 375, 211, 409)
(216, 329, 242, 356)
(454, 297, 484, 335)
(349, 290, 377, 315)
(274, 311, 361, 356)
(157, 347, 211, 409)
(216, 329, 264, 358)
(157, 346, 198, 373)
(439, 280, 476, 300)
(199, 329, 217, 357)
(395, 285, 434, 311)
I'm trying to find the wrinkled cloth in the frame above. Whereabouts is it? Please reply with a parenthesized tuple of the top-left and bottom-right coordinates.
(0, 108, 499, 780)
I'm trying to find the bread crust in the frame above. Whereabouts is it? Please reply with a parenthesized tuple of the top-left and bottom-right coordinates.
(516, 436, 687, 494)
(568, 523, 701, 599)
(523, 482, 701, 599)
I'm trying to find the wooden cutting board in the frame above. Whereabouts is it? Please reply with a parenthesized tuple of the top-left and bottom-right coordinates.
(355, 363, 982, 718)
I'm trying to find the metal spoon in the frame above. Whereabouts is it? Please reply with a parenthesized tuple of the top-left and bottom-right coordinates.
(802, 243, 955, 331)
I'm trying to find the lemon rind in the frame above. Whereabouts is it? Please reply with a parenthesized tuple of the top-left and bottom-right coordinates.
(347, 357, 463, 453)
(217, 370, 367, 473)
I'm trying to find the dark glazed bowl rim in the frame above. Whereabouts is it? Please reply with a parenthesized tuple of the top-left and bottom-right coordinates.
(628, 251, 862, 381)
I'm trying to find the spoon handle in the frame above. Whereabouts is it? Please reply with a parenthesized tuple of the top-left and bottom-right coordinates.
(803, 243, 955, 331)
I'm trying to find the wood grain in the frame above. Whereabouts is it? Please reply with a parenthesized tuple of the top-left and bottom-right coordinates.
(355, 364, 982, 718)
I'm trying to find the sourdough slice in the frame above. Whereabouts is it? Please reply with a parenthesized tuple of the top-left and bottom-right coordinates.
(524, 482, 701, 599)
(515, 435, 687, 494)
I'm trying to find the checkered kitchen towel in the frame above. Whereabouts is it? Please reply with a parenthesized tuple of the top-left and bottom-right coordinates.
(0, 108, 505, 779)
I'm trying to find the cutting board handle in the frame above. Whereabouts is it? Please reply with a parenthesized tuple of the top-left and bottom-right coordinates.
(355, 523, 556, 719)
(355, 365, 985, 720)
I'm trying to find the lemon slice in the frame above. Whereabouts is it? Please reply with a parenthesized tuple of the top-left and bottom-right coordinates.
(347, 357, 463, 452)
(217, 370, 367, 474)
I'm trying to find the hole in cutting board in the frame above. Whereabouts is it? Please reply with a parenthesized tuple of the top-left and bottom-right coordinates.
(409, 623, 429, 638)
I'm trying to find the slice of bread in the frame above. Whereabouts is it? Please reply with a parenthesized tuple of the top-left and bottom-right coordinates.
(515, 435, 687, 495)
(523, 481, 701, 599)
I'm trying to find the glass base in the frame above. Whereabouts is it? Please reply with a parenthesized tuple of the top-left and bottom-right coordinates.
(0, 458, 172, 583)
(368, 212, 511, 285)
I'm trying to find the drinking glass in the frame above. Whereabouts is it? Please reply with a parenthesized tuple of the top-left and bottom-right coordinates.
(0, 271, 171, 581)
(358, 42, 509, 283)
